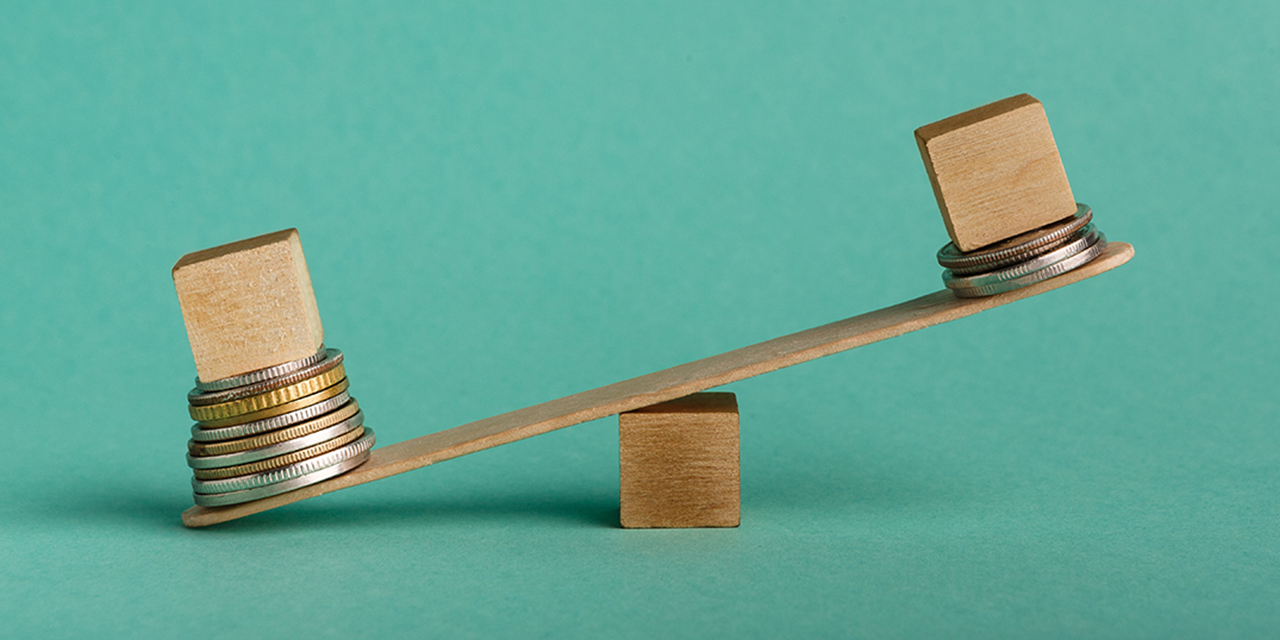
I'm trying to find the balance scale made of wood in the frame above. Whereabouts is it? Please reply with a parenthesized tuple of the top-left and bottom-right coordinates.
(174, 94, 1136, 528)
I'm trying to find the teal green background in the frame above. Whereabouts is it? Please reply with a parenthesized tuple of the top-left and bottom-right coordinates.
(2, 2, 1277, 637)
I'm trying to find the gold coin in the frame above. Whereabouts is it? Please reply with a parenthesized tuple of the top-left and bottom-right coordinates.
(197, 379, 350, 429)
(191, 427, 365, 480)
(188, 400, 361, 457)
(188, 349, 343, 406)
(188, 365, 346, 422)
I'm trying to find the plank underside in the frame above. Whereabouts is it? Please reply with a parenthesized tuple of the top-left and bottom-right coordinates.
(183, 242, 1134, 527)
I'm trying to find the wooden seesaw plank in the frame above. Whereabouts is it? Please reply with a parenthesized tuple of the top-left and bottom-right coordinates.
(183, 242, 1134, 527)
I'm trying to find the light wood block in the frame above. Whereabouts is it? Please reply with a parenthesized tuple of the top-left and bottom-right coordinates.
(620, 393, 740, 529)
(915, 93, 1077, 252)
(182, 241, 1132, 527)
(172, 229, 324, 383)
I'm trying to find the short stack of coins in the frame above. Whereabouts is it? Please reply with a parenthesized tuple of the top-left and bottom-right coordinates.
(937, 203, 1108, 298)
(185, 345, 375, 507)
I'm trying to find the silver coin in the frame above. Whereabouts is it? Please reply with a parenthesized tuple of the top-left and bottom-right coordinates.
(186, 409, 364, 469)
(190, 391, 352, 442)
(937, 203, 1092, 270)
(191, 449, 372, 507)
(188, 349, 344, 406)
(193, 345, 327, 392)
(944, 225, 1099, 289)
(191, 428, 376, 494)
(948, 232, 1108, 298)
(945, 232, 1076, 276)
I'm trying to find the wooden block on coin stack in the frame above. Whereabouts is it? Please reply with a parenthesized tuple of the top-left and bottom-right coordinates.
(172, 228, 324, 382)
(619, 392, 740, 529)
(915, 93, 1077, 251)
(176, 229, 375, 511)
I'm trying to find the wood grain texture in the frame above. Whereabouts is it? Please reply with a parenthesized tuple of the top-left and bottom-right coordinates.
(183, 241, 1134, 527)
(620, 393, 740, 529)
(915, 94, 1077, 252)
(173, 229, 325, 383)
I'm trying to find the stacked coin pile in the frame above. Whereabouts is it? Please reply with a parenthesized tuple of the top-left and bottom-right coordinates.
(938, 203, 1108, 298)
(184, 346, 376, 507)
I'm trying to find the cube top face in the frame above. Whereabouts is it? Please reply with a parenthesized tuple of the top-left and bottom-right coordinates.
(915, 93, 1077, 252)
(626, 392, 738, 415)
(172, 229, 324, 383)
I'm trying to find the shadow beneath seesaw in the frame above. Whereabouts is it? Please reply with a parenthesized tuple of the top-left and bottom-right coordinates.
(216, 491, 624, 533)
(29, 484, 620, 534)
(29, 467, 953, 536)
(26, 426, 955, 534)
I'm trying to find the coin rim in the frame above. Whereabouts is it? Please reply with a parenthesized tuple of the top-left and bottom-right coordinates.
(937, 203, 1092, 269)
(191, 428, 375, 494)
(191, 426, 366, 479)
(949, 232, 1107, 298)
(187, 408, 364, 467)
(194, 345, 327, 392)
(190, 391, 352, 442)
(943, 225, 1099, 289)
(187, 364, 347, 421)
(946, 231, 1078, 276)
(191, 450, 372, 507)
(195, 379, 350, 429)
(188, 401, 361, 456)
(188, 349, 344, 406)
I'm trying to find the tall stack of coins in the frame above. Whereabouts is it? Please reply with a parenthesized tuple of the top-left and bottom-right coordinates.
(938, 203, 1108, 298)
(172, 229, 378, 509)
(184, 346, 375, 507)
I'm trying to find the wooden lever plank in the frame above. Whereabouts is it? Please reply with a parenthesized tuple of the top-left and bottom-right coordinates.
(182, 241, 1134, 527)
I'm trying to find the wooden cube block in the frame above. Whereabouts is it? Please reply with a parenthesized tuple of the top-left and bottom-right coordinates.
(915, 93, 1077, 252)
(619, 392, 740, 529)
(172, 229, 324, 383)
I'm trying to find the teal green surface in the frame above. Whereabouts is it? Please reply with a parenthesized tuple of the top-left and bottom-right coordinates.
(1, 2, 1277, 637)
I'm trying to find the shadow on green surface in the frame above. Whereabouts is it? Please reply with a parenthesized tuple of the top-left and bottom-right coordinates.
(216, 492, 623, 533)
(13, 485, 191, 532)
(192, 468, 946, 533)
(26, 483, 621, 533)
(20, 454, 957, 535)
(22, 436, 952, 534)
